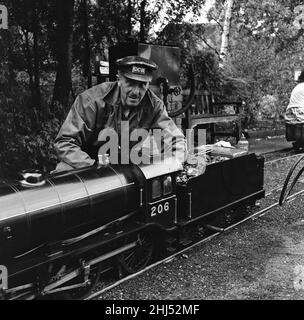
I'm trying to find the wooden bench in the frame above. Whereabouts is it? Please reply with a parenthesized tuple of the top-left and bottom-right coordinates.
(183, 89, 243, 144)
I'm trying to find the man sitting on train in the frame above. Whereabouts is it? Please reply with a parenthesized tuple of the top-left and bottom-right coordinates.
(53, 56, 187, 172)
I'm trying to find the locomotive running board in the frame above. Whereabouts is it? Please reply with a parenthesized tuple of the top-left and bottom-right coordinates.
(61, 211, 138, 246)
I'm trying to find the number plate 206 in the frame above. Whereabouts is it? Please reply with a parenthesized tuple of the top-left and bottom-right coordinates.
(148, 195, 176, 220)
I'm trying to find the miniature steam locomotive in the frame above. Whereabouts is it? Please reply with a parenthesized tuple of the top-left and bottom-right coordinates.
(0, 153, 264, 299)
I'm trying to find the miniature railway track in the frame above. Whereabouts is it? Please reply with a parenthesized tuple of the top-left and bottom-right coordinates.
(264, 153, 302, 165)
(85, 152, 304, 300)
(264, 153, 304, 196)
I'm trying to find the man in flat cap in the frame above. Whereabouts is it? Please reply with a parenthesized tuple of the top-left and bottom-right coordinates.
(53, 56, 187, 171)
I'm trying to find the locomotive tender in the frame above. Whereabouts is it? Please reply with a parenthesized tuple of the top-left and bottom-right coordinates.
(0, 153, 264, 299)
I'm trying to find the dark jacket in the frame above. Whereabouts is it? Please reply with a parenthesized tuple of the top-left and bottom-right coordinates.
(54, 81, 187, 170)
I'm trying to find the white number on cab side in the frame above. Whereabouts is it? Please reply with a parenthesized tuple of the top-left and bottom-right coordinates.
(151, 201, 170, 217)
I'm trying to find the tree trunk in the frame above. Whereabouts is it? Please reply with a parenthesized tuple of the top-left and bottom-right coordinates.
(82, 0, 91, 88)
(22, 28, 35, 103)
(32, 1, 41, 109)
(127, 0, 132, 38)
(139, 0, 147, 42)
(219, 0, 234, 68)
(52, 0, 75, 109)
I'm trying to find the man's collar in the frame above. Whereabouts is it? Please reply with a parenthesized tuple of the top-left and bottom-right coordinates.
(103, 82, 120, 107)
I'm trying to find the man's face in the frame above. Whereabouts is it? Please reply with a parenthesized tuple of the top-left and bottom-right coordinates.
(118, 74, 149, 108)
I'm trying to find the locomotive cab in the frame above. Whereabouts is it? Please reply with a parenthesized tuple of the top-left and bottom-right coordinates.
(136, 159, 182, 228)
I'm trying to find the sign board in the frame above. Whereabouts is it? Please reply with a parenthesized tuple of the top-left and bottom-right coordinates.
(99, 61, 109, 75)
(295, 70, 302, 81)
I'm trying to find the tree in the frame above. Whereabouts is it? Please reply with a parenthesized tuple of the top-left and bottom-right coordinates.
(52, 0, 75, 109)
(32, 0, 41, 109)
(6, 0, 47, 112)
(219, 0, 234, 68)
(81, 0, 91, 88)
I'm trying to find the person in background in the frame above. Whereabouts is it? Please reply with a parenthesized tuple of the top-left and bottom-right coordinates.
(53, 56, 187, 172)
(285, 70, 304, 124)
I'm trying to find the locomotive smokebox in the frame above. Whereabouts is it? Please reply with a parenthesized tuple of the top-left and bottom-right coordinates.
(109, 43, 183, 116)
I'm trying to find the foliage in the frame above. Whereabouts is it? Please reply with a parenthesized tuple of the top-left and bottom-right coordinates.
(0, 37, 60, 177)
(202, 0, 304, 126)
(227, 0, 304, 125)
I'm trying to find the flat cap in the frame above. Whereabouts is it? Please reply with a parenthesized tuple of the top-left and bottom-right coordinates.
(116, 56, 158, 82)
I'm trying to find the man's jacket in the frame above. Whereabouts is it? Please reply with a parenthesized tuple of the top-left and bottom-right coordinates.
(54, 82, 187, 170)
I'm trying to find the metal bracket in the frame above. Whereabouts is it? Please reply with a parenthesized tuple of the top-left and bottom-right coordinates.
(139, 188, 143, 207)
(82, 262, 91, 285)
(3, 226, 12, 240)
(204, 224, 224, 232)
(188, 192, 192, 219)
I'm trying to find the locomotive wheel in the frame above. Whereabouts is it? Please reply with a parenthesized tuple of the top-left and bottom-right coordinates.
(117, 230, 155, 275)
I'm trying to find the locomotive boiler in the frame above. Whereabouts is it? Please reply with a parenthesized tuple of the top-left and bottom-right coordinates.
(0, 165, 139, 258)
(0, 160, 184, 299)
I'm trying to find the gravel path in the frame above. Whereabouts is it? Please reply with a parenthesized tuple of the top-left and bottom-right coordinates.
(97, 153, 304, 300)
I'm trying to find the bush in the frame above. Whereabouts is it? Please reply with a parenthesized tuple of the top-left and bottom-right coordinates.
(258, 94, 280, 120)
(0, 76, 63, 178)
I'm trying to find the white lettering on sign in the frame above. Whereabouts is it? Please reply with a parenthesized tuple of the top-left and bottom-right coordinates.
(0, 5, 8, 29)
(132, 66, 145, 74)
